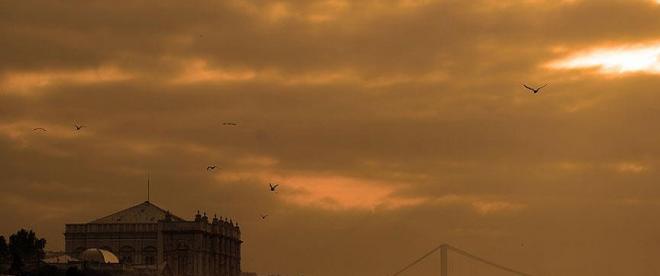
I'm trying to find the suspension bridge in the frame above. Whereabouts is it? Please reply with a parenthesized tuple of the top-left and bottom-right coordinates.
(392, 244, 532, 276)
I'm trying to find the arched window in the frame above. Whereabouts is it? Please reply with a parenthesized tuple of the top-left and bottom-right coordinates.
(143, 246, 157, 265)
(175, 242, 189, 274)
(119, 246, 135, 264)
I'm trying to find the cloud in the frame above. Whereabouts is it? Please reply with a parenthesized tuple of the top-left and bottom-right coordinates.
(429, 194, 526, 215)
(1, 66, 133, 95)
(3, 0, 660, 275)
(611, 162, 649, 174)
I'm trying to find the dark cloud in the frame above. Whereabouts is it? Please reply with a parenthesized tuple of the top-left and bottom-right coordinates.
(2, 0, 660, 275)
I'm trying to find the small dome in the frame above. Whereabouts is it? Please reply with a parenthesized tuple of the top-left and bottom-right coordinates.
(80, 248, 119, 264)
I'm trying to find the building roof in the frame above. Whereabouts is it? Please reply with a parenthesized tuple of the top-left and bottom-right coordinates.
(42, 254, 79, 264)
(90, 201, 185, 224)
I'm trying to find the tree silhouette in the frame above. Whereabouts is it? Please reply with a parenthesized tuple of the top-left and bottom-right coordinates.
(65, 266, 83, 276)
(36, 264, 62, 276)
(8, 229, 46, 273)
(0, 236, 7, 272)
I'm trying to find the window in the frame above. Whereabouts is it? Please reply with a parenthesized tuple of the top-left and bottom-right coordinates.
(119, 246, 135, 264)
(143, 246, 157, 265)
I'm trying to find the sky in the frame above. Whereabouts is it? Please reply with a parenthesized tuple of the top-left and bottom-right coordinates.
(2, 0, 660, 275)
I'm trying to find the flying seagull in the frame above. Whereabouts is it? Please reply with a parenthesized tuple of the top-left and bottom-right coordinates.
(260, 214, 268, 220)
(222, 122, 238, 126)
(74, 124, 86, 130)
(269, 183, 279, 192)
(523, 84, 548, 94)
(207, 165, 217, 171)
(32, 128, 47, 132)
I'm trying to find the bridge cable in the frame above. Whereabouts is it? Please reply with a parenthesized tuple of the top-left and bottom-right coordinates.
(446, 245, 532, 276)
(392, 244, 447, 276)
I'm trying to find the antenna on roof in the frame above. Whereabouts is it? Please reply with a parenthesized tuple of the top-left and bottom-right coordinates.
(147, 171, 150, 202)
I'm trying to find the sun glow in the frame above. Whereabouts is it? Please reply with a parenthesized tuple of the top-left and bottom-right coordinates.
(1, 66, 133, 93)
(548, 42, 660, 74)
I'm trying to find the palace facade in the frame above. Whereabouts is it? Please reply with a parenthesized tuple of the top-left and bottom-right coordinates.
(64, 201, 242, 276)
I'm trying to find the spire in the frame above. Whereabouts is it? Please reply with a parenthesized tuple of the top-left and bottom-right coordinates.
(147, 172, 150, 202)
(195, 210, 202, 222)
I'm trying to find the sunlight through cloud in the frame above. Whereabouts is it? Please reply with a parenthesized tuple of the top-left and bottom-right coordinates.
(548, 42, 660, 74)
(280, 175, 426, 211)
(611, 162, 648, 174)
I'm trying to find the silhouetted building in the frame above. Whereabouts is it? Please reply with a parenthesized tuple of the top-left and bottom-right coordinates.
(64, 201, 242, 276)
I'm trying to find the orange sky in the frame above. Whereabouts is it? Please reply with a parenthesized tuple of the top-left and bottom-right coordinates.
(3, 0, 660, 275)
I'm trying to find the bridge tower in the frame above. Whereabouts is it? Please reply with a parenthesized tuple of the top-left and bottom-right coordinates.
(392, 243, 532, 276)
(440, 244, 448, 276)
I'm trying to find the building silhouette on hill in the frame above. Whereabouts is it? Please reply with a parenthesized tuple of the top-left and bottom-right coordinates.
(64, 201, 242, 276)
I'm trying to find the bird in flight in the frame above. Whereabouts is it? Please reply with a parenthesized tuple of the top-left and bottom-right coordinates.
(207, 165, 217, 171)
(260, 214, 268, 220)
(32, 128, 47, 132)
(222, 122, 238, 126)
(73, 123, 85, 130)
(269, 183, 279, 192)
(523, 84, 548, 94)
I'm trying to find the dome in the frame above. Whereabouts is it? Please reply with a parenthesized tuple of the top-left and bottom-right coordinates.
(79, 248, 119, 264)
